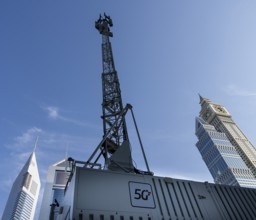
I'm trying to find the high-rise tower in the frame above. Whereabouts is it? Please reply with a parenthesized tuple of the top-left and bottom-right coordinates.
(39, 158, 70, 220)
(2, 151, 40, 220)
(195, 117, 256, 188)
(196, 96, 256, 187)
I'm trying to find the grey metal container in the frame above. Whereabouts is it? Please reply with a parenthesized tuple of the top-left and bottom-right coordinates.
(58, 166, 256, 220)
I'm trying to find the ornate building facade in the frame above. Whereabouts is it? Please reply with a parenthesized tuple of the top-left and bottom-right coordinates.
(195, 96, 256, 188)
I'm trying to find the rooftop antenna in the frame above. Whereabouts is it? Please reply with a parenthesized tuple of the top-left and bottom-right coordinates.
(33, 136, 39, 153)
(65, 144, 69, 159)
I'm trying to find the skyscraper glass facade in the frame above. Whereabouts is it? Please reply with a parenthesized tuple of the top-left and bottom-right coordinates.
(11, 191, 34, 219)
(2, 152, 40, 220)
(195, 96, 256, 188)
(39, 159, 70, 220)
(196, 117, 256, 188)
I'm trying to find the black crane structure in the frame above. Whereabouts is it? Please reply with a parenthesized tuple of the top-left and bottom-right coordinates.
(87, 14, 151, 174)
(97, 14, 129, 152)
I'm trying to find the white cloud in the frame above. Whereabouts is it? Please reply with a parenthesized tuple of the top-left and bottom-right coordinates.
(5, 127, 42, 151)
(43, 105, 98, 128)
(17, 151, 32, 161)
(224, 84, 256, 97)
(15, 127, 42, 145)
(46, 106, 59, 119)
(6, 127, 100, 162)
(57, 116, 94, 128)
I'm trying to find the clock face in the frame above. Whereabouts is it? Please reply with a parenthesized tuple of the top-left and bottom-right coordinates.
(213, 105, 226, 114)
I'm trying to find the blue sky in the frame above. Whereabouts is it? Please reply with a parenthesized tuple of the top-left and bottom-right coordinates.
(2, 1, 256, 219)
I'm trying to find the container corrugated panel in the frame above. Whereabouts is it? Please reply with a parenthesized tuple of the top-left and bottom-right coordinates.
(154, 178, 206, 220)
(58, 167, 256, 220)
(207, 183, 256, 219)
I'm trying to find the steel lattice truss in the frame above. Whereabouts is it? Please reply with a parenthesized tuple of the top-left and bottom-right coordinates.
(95, 14, 129, 157)
(86, 14, 151, 173)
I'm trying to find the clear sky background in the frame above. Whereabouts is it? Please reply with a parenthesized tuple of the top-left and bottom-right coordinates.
(1, 1, 256, 219)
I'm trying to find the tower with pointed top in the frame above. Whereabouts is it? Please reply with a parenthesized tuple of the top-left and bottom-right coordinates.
(2, 151, 41, 219)
(195, 96, 256, 188)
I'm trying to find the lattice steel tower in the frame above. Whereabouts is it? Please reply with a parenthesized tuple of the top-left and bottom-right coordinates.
(85, 14, 132, 171)
(96, 14, 129, 150)
(87, 14, 151, 174)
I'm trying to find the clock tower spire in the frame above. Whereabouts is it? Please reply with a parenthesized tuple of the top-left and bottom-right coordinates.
(197, 96, 256, 180)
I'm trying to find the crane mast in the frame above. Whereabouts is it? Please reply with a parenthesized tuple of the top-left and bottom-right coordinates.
(94, 14, 131, 169)
(87, 14, 151, 174)
(99, 18, 129, 148)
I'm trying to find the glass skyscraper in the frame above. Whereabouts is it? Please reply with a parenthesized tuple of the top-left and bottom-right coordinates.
(39, 158, 70, 220)
(2, 151, 41, 220)
(195, 96, 256, 188)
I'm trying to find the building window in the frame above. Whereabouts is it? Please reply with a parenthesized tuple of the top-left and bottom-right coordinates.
(22, 172, 32, 189)
(30, 180, 38, 196)
(54, 171, 69, 185)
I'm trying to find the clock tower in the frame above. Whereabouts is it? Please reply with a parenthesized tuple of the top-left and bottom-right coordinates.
(199, 95, 231, 123)
(198, 95, 256, 179)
